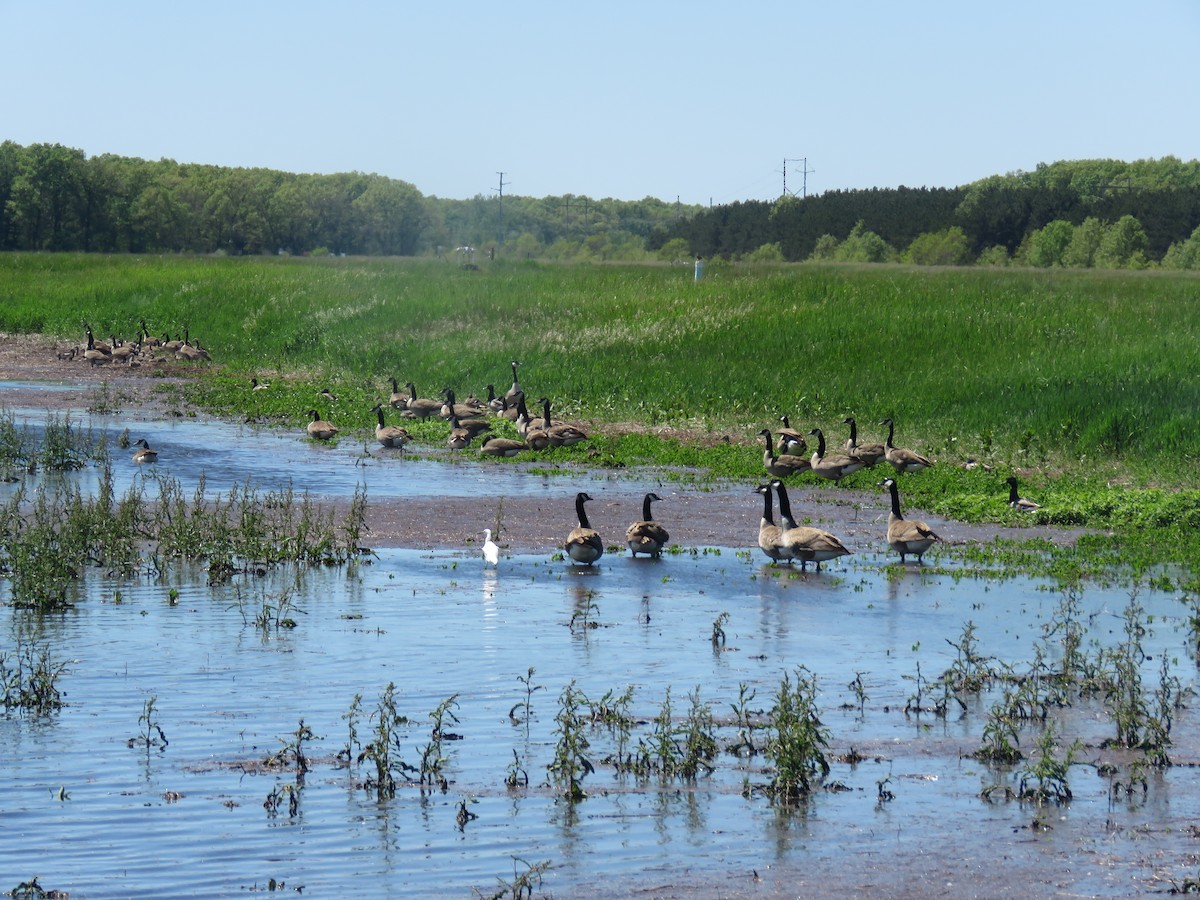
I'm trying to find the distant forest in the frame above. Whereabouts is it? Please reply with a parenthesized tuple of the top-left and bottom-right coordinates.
(2, 141, 1200, 269)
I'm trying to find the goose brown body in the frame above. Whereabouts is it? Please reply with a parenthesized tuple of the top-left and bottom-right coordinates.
(754, 483, 789, 563)
(808, 428, 865, 481)
(760, 429, 810, 478)
(880, 419, 934, 473)
(771, 480, 851, 570)
(565, 491, 604, 565)
(626, 492, 669, 558)
(305, 409, 339, 441)
(880, 477, 941, 563)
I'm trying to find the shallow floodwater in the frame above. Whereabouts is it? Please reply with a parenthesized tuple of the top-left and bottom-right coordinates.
(2, 386, 1199, 898)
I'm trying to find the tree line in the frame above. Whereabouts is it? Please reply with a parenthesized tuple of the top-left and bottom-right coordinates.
(0, 141, 700, 259)
(2, 141, 1199, 268)
(671, 158, 1200, 269)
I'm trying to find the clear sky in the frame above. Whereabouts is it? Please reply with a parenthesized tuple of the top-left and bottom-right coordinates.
(3, 1, 1197, 204)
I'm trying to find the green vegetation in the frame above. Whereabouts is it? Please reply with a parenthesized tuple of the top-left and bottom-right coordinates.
(2, 254, 1199, 575)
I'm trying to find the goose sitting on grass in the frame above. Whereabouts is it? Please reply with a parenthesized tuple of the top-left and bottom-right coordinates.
(1006, 475, 1041, 511)
(626, 492, 670, 558)
(565, 492, 604, 566)
(760, 429, 810, 478)
(880, 418, 934, 473)
(808, 428, 864, 481)
(880, 477, 941, 563)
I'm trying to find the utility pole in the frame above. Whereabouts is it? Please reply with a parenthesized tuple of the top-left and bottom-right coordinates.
(781, 157, 815, 199)
(493, 172, 509, 245)
(799, 157, 815, 199)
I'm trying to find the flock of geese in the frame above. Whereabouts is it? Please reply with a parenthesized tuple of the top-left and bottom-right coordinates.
(87, 339, 1041, 567)
(296, 362, 589, 457)
(63, 321, 213, 367)
(554, 414, 1043, 569)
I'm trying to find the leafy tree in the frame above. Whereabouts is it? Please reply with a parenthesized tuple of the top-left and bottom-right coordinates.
(903, 226, 971, 266)
(747, 242, 784, 263)
(1094, 214, 1149, 269)
(1063, 216, 1104, 268)
(976, 244, 1010, 267)
(809, 234, 839, 261)
(656, 237, 690, 263)
(1026, 220, 1074, 267)
(1162, 224, 1200, 269)
(836, 221, 896, 263)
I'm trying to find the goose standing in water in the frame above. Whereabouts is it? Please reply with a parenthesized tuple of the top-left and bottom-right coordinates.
(565, 492, 604, 566)
(131, 438, 158, 464)
(305, 409, 339, 441)
(1006, 475, 1041, 511)
(370, 403, 411, 449)
(771, 480, 851, 571)
(760, 429, 810, 478)
(880, 477, 941, 563)
(754, 483, 789, 564)
(626, 492, 670, 558)
(808, 428, 865, 481)
(880, 418, 934, 473)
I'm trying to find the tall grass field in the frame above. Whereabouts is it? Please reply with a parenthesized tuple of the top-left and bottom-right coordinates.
(1, 252, 1199, 574)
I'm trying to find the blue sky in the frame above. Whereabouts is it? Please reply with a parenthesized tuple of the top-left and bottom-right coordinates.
(3, 1, 1197, 204)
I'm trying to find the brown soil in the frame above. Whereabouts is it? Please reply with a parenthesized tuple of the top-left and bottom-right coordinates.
(0, 331, 1084, 553)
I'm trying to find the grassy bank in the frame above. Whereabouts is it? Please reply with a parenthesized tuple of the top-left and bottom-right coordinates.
(2, 252, 1198, 578)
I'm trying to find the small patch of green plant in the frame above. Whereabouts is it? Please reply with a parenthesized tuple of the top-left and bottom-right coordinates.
(711, 611, 729, 648)
(547, 680, 593, 802)
(1, 643, 68, 715)
(1016, 722, 1080, 805)
(127, 695, 169, 752)
(263, 782, 300, 819)
(509, 667, 543, 728)
(727, 682, 764, 756)
(265, 719, 318, 775)
(755, 666, 830, 806)
(338, 692, 363, 765)
(358, 682, 411, 800)
(942, 620, 994, 693)
(505, 748, 529, 790)
(568, 592, 600, 633)
(848, 671, 868, 716)
(477, 856, 552, 900)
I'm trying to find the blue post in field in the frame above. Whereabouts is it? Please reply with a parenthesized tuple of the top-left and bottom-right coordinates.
(694, 257, 704, 282)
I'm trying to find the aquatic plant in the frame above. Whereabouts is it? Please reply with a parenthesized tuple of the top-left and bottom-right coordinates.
(0, 642, 68, 715)
(711, 611, 729, 648)
(941, 620, 995, 693)
(727, 682, 765, 757)
(265, 720, 318, 775)
(758, 667, 830, 805)
(128, 695, 169, 752)
(547, 680, 592, 802)
(1016, 722, 1080, 805)
(508, 667, 542, 729)
(478, 856, 552, 900)
(339, 693, 363, 766)
(359, 682, 411, 800)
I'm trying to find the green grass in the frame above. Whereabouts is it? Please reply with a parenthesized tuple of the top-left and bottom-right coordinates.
(3, 252, 1200, 574)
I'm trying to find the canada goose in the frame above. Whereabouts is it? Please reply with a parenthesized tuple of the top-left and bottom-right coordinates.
(759, 429, 810, 478)
(771, 480, 851, 571)
(57, 347, 77, 361)
(251, 377, 271, 391)
(131, 438, 158, 464)
(441, 389, 487, 421)
(777, 416, 808, 456)
(401, 383, 442, 419)
(83, 327, 111, 365)
(843, 417, 885, 467)
(880, 419, 934, 473)
(539, 398, 588, 447)
(1006, 475, 1041, 511)
(504, 360, 523, 405)
(482, 528, 500, 566)
(479, 436, 528, 457)
(485, 384, 508, 415)
(880, 477, 941, 563)
(524, 428, 552, 451)
(447, 413, 490, 448)
(305, 409, 339, 441)
(111, 339, 142, 365)
(754, 483, 789, 563)
(163, 330, 186, 353)
(807, 428, 865, 481)
(514, 395, 539, 436)
(371, 403, 411, 449)
(388, 377, 409, 409)
(626, 492, 670, 558)
(84, 325, 112, 354)
(565, 491, 604, 565)
(139, 319, 163, 348)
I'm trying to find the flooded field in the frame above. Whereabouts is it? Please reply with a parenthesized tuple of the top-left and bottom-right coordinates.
(2, 384, 1199, 898)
